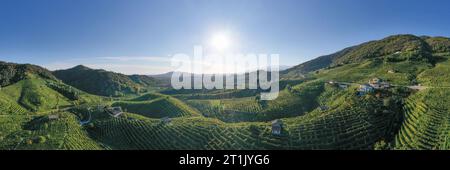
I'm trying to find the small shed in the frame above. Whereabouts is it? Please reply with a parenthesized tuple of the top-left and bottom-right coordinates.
(97, 105, 104, 111)
(338, 84, 349, 89)
(271, 119, 283, 135)
(106, 106, 123, 117)
(48, 114, 59, 120)
(369, 78, 382, 84)
(369, 77, 390, 89)
(380, 82, 390, 89)
(319, 106, 329, 111)
(161, 116, 172, 124)
(358, 84, 374, 95)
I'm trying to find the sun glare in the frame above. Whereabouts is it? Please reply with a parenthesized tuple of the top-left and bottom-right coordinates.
(210, 31, 231, 51)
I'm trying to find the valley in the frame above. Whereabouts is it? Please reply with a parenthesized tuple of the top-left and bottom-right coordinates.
(1, 34, 450, 150)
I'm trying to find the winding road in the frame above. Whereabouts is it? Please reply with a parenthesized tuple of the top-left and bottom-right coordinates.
(333, 81, 450, 91)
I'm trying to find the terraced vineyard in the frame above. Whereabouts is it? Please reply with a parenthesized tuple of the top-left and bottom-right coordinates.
(88, 115, 290, 150)
(163, 89, 260, 100)
(221, 97, 264, 113)
(0, 93, 28, 115)
(186, 98, 265, 122)
(286, 103, 387, 149)
(112, 95, 200, 118)
(17, 112, 102, 150)
(87, 88, 397, 150)
(395, 89, 450, 149)
(0, 78, 74, 112)
(0, 115, 32, 149)
(185, 81, 325, 122)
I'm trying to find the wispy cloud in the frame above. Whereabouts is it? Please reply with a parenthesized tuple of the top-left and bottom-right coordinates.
(42, 54, 281, 75)
(42, 55, 175, 75)
(85, 64, 173, 75)
(44, 62, 80, 71)
(98, 56, 173, 62)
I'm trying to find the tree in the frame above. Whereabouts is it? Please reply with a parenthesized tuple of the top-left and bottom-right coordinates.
(136, 86, 141, 95)
(249, 125, 261, 138)
(35, 136, 47, 144)
(286, 84, 293, 92)
(27, 139, 33, 145)
(55, 94, 60, 110)
(383, 98, 393, 108)
(374, 139, 390, 150)
(87, 123, 95, 129)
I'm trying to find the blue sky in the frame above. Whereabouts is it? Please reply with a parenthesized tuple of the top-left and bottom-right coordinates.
(1, 0, 450, 74)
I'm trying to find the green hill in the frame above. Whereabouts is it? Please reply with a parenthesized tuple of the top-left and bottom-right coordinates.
(395, 89, 450, 150)
(281, 46, 356, 78)
(0, 61, 56, 87)
(0, 62, 105, 150)
(283, 35, 449, 78)
(393, 52, 450, 149)
(0, 62, 75, 113)
(87, 84, 400, 150)
(0, 74, 102, 113)
(0, 111, 102, 150)
(53, 65, 162, 97)
(112, 93, 200, 118)
(1, 34, 450, 150)
(186, 80, 324, 122)
(423, 36, 450, 53)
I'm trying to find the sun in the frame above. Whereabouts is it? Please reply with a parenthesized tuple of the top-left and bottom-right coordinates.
(210, 31, 231, 51)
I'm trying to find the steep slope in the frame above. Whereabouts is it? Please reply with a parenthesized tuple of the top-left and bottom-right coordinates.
(0, 62, 104, 150)
(0, 62, 79, 113)
(0, 61, 56, 87)
(282, 46, 356, 77)
(283, 34, 438, 77)
(333, 34, 432, 64)
(394, 52, 450, 150)
(423, 36, 450, 53)
(128, 74, 161, 87)
(186, 80, 324, 122)
(1, 111, 102, 150)
(281, 35, 450, 150)
(395, 89, 450, 150)
(0, 63, 102, 114)
(53, 65, 161, 96)
(112, 93, 200, 118)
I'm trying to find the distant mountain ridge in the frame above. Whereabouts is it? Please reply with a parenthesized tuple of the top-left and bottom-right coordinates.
(149, 65, 291, 78)
(53, 65, 161, 96)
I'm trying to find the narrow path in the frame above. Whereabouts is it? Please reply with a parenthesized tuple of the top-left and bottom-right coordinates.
(334, 81, 450, 91)
(79, 111, 92, 125)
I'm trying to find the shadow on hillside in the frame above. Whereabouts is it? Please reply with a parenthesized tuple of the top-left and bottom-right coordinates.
(432, 55, 448, 65)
